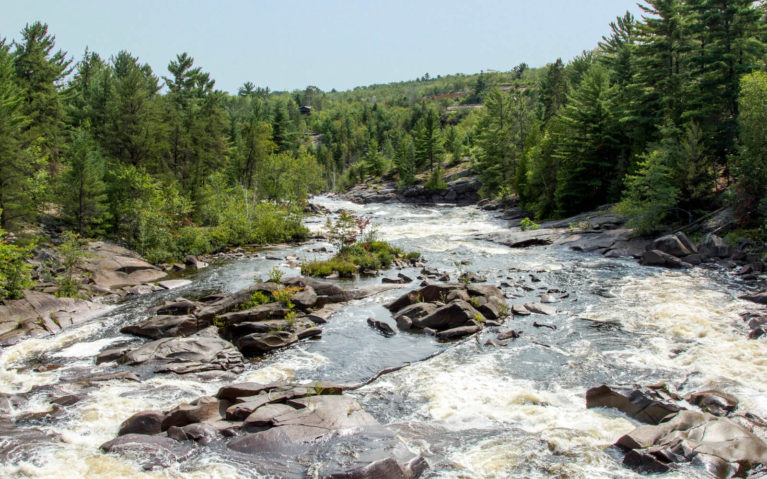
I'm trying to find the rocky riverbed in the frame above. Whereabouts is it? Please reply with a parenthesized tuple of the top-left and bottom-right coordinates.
(1, 196, 767, 478)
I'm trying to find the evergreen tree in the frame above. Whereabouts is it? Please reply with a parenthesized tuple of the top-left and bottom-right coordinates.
(60, 129, 110, 235)
(413, 108, 442, 170)
(732, 71, 767, 225)
(539, 58, 567, 122)
(554, 65, 621, 216)
(13, 22, 71, 162)
(394, 135, 416, 187)
(0, 39, 34, 228)
(475, 88, 534, 196)
(237, 115, 274, 189)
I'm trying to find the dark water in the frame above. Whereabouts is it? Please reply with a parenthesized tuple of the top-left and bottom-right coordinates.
(1, 196, 763, 478)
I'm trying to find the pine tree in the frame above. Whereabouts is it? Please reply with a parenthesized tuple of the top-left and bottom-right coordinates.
(475, 88, 534, 196)
(554, 65, 621, 216)
(0, 39, 32, 228)
(539, 58, 567, 122)
(13, 22, 71, 162)
(394, 135, 416, 187)
(413, 108, 442, 171)
(60, 130, 110, 235)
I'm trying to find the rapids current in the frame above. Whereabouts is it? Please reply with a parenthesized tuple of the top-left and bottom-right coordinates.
(1, 196, 765, 478)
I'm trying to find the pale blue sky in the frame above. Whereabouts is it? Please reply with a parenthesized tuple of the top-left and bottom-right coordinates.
(1, 1, 643, 93)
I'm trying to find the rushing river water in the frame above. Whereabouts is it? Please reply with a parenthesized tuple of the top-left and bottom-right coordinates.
(1, 196, 764, 478)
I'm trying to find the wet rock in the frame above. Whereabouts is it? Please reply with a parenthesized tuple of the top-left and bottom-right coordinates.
(741, 292, 767, 306)
(195, 284, 279, 322)
(616, 410, 767, 478)
(699, 234, 732, 260)
(50, 394, 83, 407)
(242, 403, 297, 427)
(120, 327, 245, 374)
(297, 327, 322, 339)
(218, 302, 289, 327)
(540, 294, 557, 304)
(524, 303, 557, 315)
(394, 303, 439, 324)
(161, 396, 227, 430)
(412, 300, 483, 330)
(118, 411, 165, 436)
(512, 304, 531, 316)
(290, 286, 318, 310)
(96, 346, 131, 365)
(652, 233, 695, 258)
(586, 385, 681, 425)
(459, 272, 486, 283)
(158, 280, 192, 290)
(121, 315, 204, 339)
(435, 324, 480, 340)
(474, 296, 508, 320)
(533, 321, 557, 330)
(216, 382, 278, 401)
(184, 255, 208, 270)
(497, 329, 521, 341)
(622, 449, 670, 474)
(382, 276, 406, 284)
(82, 242, 167, 291)
(367, 318, 396, 336)
(686, 390, 739, 416)
(484, 338, 509, 347)
(100, 433, 195, 469)
(155, 300, 198, 316)
(235, 331, 298, 355)
(640, 250, 692, 269)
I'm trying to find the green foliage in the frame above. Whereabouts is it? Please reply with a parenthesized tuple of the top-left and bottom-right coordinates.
(301, 257, 357, 278)
(268, 266, 284, 283)
(325, 211, 361, 250)
(55, 231, 86, 298)
(616, 149, 680, 235)
(414, 108, 443, 170)
(520, 217, 540, 231)
(272, 286, 302, 309)
(240, 290, 270, 310)
(0, 211, 34, 301)
(732, 71, 767, 226)
(424, 166, 447, 192)
(60, 129, 110, 236)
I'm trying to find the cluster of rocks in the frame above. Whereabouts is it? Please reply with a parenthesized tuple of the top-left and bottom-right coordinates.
(341, 177, 481, 205)
(101, 381, 428, 477)
(740, 293, 767, 339)
(384, 282, 509, 340)
(587, 384, 767, 477)
(639, 232, 765, 273)
(98, 277, 404, 374)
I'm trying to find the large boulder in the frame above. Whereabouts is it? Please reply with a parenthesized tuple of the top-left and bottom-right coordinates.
(81, 242, 167, 290)
(652, 233, 695, 258)
(120, 315, 204, 339)
(119, 327, 245, 374)
(235, 331, 298, 355)
(740, 292, 767, 306)
(586, 385, 680, 425)
(412, 300, 483, 330)
(118, 411, 165, 436)
(641, 250, 692, 269)
(616, 410, 767, 478)
(161, 396, 228, 430)
(699, 234, 733, 260)
(100, 433, 195, 469)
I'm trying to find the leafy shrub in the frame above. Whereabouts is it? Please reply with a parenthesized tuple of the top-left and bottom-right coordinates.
(268, 266, 284, 283)
(240, 291, 271, 310)
(0, 222, 34, 301)
(301, 258, 356, 277)
(425, 166, 448, 192)
(520, 217, 540, 231)
(272, 286, 303, 309)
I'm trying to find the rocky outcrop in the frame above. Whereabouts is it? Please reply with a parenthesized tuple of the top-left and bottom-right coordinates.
(588, 384, 767, 477)
(102, 381, 428, 477)
(81, 241, 166, 291)
(386, 282, 508, 339)
(0, 291, 109, 347)
(117, 327, 245, 374)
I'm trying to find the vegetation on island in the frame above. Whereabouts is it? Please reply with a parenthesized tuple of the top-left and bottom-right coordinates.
(301, 211, 418, 278)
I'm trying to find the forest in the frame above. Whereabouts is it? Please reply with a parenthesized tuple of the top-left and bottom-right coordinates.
(1, 0, 766, 300)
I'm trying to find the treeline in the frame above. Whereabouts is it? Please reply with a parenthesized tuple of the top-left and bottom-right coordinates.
(0, 23, 324, 263)
(316, 1, 767, 237)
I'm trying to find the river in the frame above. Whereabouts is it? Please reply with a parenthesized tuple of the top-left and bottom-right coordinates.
(0, 196, 763, 478)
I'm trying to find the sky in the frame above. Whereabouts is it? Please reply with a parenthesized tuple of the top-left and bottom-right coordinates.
(1, 0, 644, 94)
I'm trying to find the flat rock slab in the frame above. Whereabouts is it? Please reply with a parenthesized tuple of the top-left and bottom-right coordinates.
(100, 433, 195, 469)
(120, 327, 245, 374)
(157, 280, 193, 290)
(524, 303, 557, 315)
